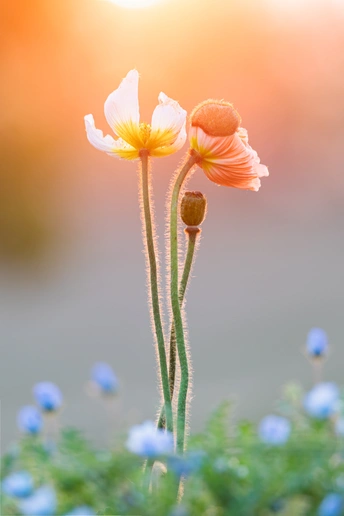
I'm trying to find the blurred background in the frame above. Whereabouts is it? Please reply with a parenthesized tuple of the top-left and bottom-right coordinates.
(1, 0, 344, 448)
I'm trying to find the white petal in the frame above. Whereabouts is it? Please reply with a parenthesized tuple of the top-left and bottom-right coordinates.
(84, 114, 138, 159)
(84, 114, 117, 153)
(150, 121, 187, 157)
(169, 120, 187, 152)
(104, 69, 140, 135)
(151, 92, 186, 135)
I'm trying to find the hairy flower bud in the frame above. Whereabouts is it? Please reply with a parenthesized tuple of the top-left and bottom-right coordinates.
(180, 191, 207, 227)
(190, 99, 241, 137)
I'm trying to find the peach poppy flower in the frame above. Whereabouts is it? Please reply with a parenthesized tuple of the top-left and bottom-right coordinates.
(84, 70, 187, 160)
(189, 100, 269, 191)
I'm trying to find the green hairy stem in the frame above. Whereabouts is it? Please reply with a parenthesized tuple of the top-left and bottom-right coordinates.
(139, 151, 173, 434)
(169, 152, 198, 453)
(158, 227, 200, 430)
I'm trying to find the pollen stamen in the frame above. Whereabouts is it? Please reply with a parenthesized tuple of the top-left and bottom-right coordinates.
(139, 122, 152, 146)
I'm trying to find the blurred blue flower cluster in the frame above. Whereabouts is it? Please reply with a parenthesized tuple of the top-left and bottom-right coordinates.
(4, 332, 344, 515)
(257, 328, 341, 447)
(19, 486, 57, 516)
(1, 473, 56, 516)
(2, 472, 95, 516)
(16, 382, 62, 435)
(2, 471, 33, 498)
(16, 362, 118, 436)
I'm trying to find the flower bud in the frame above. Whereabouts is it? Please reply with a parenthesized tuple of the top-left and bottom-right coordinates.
(17, 405, 43, 435)
(180, 191, 207, 227)
(190, 99, 241, 137)
(33, 382, 62, 413)
(306, 327, 328, 358)
(91, 362, 118, 395)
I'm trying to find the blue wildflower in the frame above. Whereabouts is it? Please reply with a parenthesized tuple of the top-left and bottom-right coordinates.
(168, 450, 205, 478)
(2, 471, 33, 498)
(304, 382, 339, 419)
(91, 362, 118, 394)
(64, 506, 96, 516)
(126, 420, 174, 457)
(33, 382, 62, 412)
(19, 486, 56, 516)
(258, 415, 291, 445)
(17, 406, 43, 434)
(307, 328, 328, 357)
(318, 493, 343, 516)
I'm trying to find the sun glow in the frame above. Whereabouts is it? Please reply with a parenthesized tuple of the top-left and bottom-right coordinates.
(106, 0, 163, 8)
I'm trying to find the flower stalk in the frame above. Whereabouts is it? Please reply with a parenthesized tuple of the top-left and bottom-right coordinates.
(158, 226, 201, 430)
(139, 150, 173, 434)
(169, 152, 199, 453)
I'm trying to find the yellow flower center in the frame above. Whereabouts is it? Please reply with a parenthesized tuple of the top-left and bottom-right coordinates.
(139, 123, 152, 146)
(190, 99, 241, 137)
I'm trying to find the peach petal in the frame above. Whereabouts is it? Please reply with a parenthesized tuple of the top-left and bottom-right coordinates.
(189, 125, 268, 191)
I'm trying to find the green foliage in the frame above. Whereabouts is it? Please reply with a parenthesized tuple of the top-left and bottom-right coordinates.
(2, 386, 344, 515)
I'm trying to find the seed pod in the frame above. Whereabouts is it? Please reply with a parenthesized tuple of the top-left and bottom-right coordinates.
(180, 191, 207, 227)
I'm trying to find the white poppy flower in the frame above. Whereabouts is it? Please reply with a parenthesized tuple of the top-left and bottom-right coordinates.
(85, 70, 187, 160)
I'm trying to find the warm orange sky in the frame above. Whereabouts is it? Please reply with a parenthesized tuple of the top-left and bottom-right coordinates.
(2, 0, 343, 141)
(1, 0, 344, 259)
